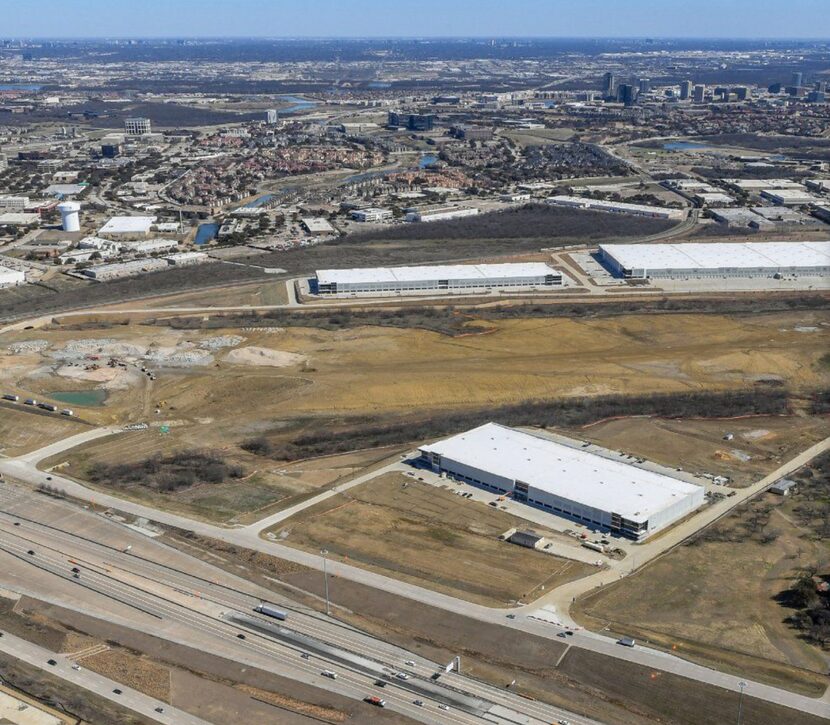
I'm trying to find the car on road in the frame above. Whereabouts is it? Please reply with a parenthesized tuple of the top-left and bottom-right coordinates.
(438, 704, 450, 711)
(71, 664, 81, 670)
(404, 660, 415, 666)
(27, 550, 34, 556)
(300, 652, 309, 659)
(413, 700, 424, 707)
(113, 688, 122, 695)
(364, 696, 386, 707)
(155, 707, 164, 713)
(236, 633, 246, 639)
(47, 659, 57, 666)
(321, 670, 337, 679)
(557, 632, 568, 638)
(558, 719, 571, 725)
(373, 680, 386, 688)
(618, 637, 636, 647)
(395, 672, 409, 680)
(71, 567, 80, 573)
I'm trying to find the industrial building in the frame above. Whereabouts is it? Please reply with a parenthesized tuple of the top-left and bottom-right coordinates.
(546, 195, 684, 220)
(405, 206, 480, 223)
(760, 188, 822, 206)
(0, 265, 25, 287)
(315, 262, 562, 296)
(124, 117, 152, 136)
(350, 207, 393, 222)
(0, 213, 39, 227)
(419, 423, 705, 540)
(599, 241, 830, 279)
(301, 217, 337, 235)
(98, 215, 156, 238)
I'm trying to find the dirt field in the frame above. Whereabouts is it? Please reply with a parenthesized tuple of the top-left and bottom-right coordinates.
(136, 279, 289, 308)
(574, 475, 830, 695)
(0, 405, 86, 456)
(271, 473, 595, 606)
(568, 415, 830, 487)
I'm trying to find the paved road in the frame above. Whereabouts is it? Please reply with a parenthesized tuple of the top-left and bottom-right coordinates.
(1, 430, 829, 718)
(0, 628, 208, 725)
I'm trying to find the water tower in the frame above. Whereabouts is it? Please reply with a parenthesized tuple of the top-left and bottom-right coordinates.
(57, 201, 81, 232)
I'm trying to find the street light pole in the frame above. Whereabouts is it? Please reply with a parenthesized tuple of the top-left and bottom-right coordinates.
(321, 549, 330, 616)
(736, 681, 747, 725)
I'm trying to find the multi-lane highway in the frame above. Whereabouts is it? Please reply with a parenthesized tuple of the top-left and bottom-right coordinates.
(0, 480, 598, 725)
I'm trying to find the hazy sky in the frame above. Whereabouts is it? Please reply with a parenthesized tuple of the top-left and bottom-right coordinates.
(5, 0, 830, 39)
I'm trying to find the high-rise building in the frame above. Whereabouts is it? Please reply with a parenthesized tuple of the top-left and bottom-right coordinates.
(693, 84, 706, 103)
(768, 82, 783, 94)
(265, 109, 279, 125)
(0, 152, 7, 171)
(124, 117, 151, 136)
(679, 80, 693, 100)
(791, 71, 803, 88)
(638, 78, 650, 94)
(603, 72, 616, 99)
(618, 84, 637, 107)
(815, 80, 828, 93)
(734, 86, 749, 101)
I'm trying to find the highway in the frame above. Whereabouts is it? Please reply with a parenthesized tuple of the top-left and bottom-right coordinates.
(0, 629, 208, 725)
(0, 481, 598, 725)
(1, 429, 829, 720)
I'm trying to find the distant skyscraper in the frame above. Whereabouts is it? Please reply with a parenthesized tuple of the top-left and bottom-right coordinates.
(638, 78, 650, 94)
(815, 80, 827, 93)
(791, 71, 803, 88)
(124, 117, 151, 136)
(734, 86, 749, 101)
(679, 80, 693, 100)
(768, 82, 783, 94)
(603, 72, 616, 99)
(693, 84, 706, 103)
(0, 152, 6, 171)
(266, 109, 279, 125)
(618, 84, 637, 107)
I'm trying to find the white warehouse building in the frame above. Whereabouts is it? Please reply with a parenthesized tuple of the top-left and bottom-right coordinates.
(315, 262, 562, 296)
(546, 195, 684, 220)
(419, 423, 705, 540)
(599, 241, 830, 279)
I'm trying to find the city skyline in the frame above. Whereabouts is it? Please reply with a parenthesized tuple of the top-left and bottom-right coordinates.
(4, 0, 830, 39)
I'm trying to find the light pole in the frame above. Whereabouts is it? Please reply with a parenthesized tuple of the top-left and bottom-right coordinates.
(736, 681, 747, 725)
(321, 549, 330, 616)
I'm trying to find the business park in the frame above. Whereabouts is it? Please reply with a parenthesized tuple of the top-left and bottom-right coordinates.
(419, 423, 705, 541)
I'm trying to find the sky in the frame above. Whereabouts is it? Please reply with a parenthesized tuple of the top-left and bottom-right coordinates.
(3, 0, 830, 39)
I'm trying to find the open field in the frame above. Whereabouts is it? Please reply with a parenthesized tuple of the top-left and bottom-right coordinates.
(571, 415, 830, 487)
(46, 428, 402, 523)
(270, 472, 596, 607)
(0, 405, 86, 456)
(573, 454, 830, 696)
(138, 279, 289, 309)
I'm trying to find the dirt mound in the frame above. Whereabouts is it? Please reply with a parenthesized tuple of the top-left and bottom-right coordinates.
(223, 346, 306, 367)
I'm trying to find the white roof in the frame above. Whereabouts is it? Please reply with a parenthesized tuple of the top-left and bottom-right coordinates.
(302, 217, 335, 232)
(0, 213, 39, 225)
(548, 195, 675, 215)
(0, 265, 25, 282)
(45, 183, 87, 196)
(723, 179, 803, 190)
(420, 423, 701, 522)
(99, 215, 156, 234)
(600, 242, 830, 271)
(317, 263, 559, 285)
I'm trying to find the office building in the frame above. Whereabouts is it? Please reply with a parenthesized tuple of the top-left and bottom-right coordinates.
(350, 207, 393, 222)
(419, 423, 705, 541)
(315, 263, 562, 296)
(638, 78, 650, 94)
(618, 84, 637, 106)
(792, 71, 803, 88)
(679, 80, 693, 100)
(0, 152, 7, 171)
(124, 117, 152, 136)
(602, 71, 616, 99)
(693, 84, 706, 103)
(266, 109, 279, 124)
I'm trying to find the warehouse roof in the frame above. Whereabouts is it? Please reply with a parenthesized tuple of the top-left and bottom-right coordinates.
(98, 215, 156, 234)
(600, 241, 830, 271)
(317, 263, 559, 285)
(420, 423, 701, 522)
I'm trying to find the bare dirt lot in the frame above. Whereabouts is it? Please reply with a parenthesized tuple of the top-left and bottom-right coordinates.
(574, 463, 830, 696)
(271, 473, 595, 606)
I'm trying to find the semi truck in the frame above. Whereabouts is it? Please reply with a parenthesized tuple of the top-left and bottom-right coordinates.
(254, 603, 287, 621)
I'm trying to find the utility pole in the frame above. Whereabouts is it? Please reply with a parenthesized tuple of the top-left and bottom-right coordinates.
(321, 548, 330, 616)
(736, 681, 747, 725)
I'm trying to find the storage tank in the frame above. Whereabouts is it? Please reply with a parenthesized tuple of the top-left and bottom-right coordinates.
(57, 201, 81, 232)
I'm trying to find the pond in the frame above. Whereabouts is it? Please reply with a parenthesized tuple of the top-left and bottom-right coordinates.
(195, 223, 219, 245)
(50, 389, 108, 407)
(419, 154, 438, 168)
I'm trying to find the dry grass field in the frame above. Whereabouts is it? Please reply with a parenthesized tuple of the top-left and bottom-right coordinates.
(0, 406, 86, 456)
(271, 473, 595, 607)
(569, 415, 830, 486)
(574, 477, 830, 696)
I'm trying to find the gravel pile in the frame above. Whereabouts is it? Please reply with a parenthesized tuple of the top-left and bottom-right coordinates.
(7, 340, 49, 354)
